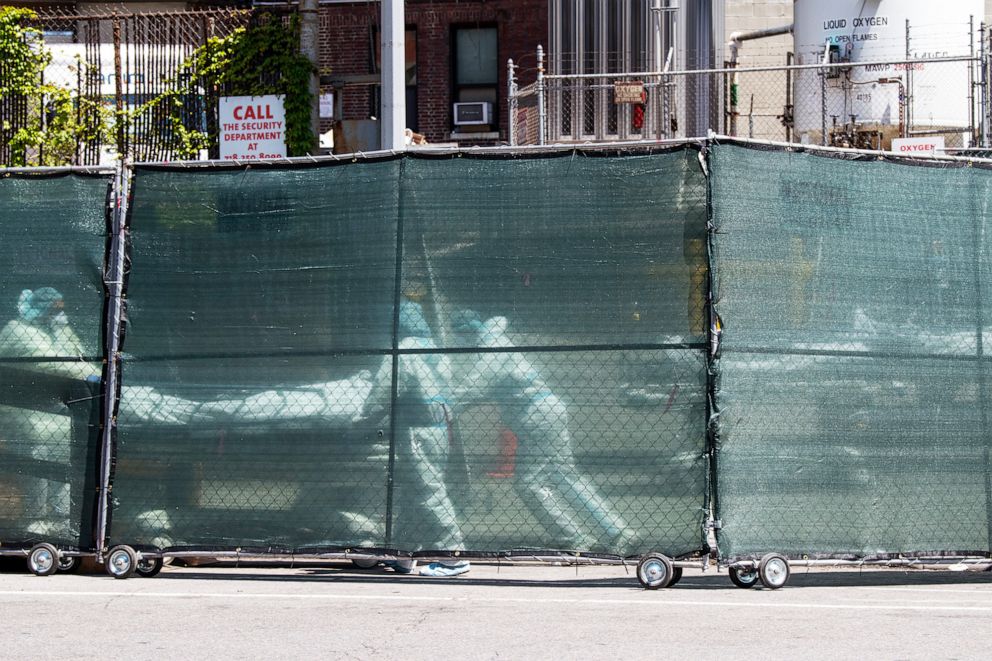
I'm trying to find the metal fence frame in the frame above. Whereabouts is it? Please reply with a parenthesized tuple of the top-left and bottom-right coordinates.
(4, 140, 992, 582)
(511, 49, 992, 150)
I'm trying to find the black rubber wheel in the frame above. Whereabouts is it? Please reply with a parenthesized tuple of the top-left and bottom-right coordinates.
(636, 553, 674, 589)
(136, 556, 164, 578)
(27, 543, 59, 576)
(667, 566, 684, 587)
(729, 565, 760, 589)
(57, 555, 81, 573)
(105, 545, 137, 579)
(758, 553, 790, 590)
(351, 558, 379, 570)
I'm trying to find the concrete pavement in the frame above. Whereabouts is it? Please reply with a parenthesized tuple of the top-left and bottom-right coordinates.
(2, 561, 992, 659)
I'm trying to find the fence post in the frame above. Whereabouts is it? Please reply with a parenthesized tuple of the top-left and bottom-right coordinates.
(982, 23, 990, 147)
(507, 58, 517, 146)
(905, 19, 912, 139)
(202, 16, 219, 160)
(820, 50, 827, 146)
(113, 16, 125, 159)
(300, 0, 321, 154)
(970, 16, 976, 146)
(537, 44, 546, 146)
(96, 162, 130, 560)
(662, 47, 673, 140)
(728, 63, 738, 136)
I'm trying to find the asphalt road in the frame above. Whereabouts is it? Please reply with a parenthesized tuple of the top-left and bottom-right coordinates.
(2, 561, 992, 659)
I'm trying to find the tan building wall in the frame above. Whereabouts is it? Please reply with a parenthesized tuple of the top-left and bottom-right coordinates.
(724, 0, 793, 67)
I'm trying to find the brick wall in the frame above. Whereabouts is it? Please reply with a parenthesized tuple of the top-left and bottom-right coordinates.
(320, 0, 547, 145)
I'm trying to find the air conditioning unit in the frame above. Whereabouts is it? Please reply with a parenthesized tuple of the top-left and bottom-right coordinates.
(453, 102, 493, 126)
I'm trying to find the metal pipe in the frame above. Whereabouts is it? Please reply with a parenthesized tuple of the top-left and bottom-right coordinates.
(134, 550, 709, 569)
(875, 78, 906, 139)
(969, 16, 976, 145)
(982, 23, 989, 147)
(380, 0, 405, 151)
(726, 21, 794, 137)
(300, 0, 320, 153)
(507, 58, 517, 146)
(784, 51, 794, 142)
(96, 163, 129, 560)
(905, 19, 912, 139)
(113, 17, 125, 158)
(726, 24, 794, 66)
(724, 557, 992, 570)
(128, 138, 706, 170)
(537, 44, 546, 145)
(821, 43, 828, 146)
(543, 54, 980, 81)
(709, 132, 992, 161)
(0, 165, 113, 174)
(662, 46, 674, 139)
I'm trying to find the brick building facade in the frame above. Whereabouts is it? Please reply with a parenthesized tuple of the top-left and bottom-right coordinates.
(319, 0, 547, 146)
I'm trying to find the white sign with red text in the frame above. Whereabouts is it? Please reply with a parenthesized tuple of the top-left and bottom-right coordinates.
(219, 95, 287, 161)
(891, 137, 945, 157)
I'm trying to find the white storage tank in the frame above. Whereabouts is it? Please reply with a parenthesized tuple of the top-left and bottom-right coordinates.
(792, 0, 983, 147)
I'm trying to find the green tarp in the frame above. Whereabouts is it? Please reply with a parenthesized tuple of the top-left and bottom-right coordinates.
(0, 173, 108, 549)
(710, 142, 992, 558)
(110, 148, 710, 557)
(7, 141, 991, 564)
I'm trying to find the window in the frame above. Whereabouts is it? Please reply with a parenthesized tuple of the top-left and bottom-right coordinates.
(453, 26, 498, 127)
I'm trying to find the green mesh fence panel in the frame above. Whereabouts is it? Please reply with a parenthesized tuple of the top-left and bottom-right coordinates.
(400, 150, 709, 557)
(0, 173, 107, 549)
(711, 142, 992, 559)
(112, 161, 400, 550)
(110, 148, 710, 558)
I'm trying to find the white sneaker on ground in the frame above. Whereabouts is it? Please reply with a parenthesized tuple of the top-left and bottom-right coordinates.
(418, 561, 470, 577)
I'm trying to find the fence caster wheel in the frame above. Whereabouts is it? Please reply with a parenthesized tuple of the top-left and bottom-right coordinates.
(351, 558, 379, 570)
(667, 566, 684, 587)
(758, 553, 790, 589)
(106, 545, 137, 579)
(637, 553, 674, 589)
(27, 543, 59, 576)
(57, 555, 81, 573)
(729, 565, 759, 589)
(136, 556, 164, 578)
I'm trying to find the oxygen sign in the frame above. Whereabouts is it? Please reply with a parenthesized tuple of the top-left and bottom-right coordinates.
(219, 95, 287, 161)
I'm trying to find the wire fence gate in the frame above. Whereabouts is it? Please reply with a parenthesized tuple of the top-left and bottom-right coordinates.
(2, 139, 992, 587)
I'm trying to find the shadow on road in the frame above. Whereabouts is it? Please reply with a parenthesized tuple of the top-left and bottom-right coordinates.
(136, 562, 992, 591)
(5, 555, 992, 590)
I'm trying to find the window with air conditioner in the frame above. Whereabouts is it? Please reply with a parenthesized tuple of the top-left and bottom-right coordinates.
(452, 26, 497, 130)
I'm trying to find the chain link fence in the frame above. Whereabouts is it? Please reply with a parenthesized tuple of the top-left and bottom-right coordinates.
(513, 49, 991, 151)
(105, 147, 711, 559)
(710, 139, 992, 560)
(0, 170, 110, 551)
(1, 5, 250, 166)
(7, 141, 992, 570)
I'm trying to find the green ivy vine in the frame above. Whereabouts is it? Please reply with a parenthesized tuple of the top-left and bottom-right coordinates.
(1, 9, 314, 166)
(136, 13, 315, 160)
(0, 7, 109, 167)
(187, 14, 316, 157)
